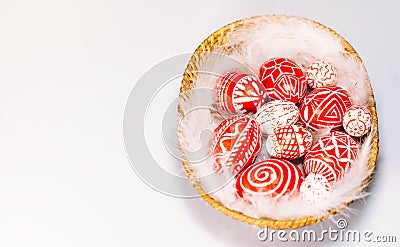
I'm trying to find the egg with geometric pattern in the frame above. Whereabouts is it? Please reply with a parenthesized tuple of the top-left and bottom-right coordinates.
(303, 131, 359, 183)
(266, 125, 312, 160)
(299, 86, 353, 130)
(216, 71, 267, 114)
(259, 57, 307, 104)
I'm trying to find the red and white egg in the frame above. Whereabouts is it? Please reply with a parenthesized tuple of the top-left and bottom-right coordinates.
(266, 125, 312, 160)
(343, 105, 373, 137)
(300, 173, 331, 203)
(299, 86, 353, 130)
(306, 61, 336, 88)
(259, 57, 307, 103)
(216, 71, 266, 114)
(235, 159, 304, 199)
(212, 115, 262, 176)
(254, 100, 299, 135)
(303, 131, 359, 183)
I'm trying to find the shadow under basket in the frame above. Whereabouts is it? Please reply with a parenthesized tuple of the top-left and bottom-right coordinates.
(178, 14, 379, 230)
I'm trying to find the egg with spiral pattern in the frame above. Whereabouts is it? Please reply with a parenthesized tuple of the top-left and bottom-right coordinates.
(235, 158, 304, 199)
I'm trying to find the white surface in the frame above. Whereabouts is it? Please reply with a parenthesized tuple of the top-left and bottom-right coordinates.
(0, 0, 399, 246)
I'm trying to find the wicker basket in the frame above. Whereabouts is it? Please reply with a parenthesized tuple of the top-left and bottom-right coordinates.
(178, 14, 379, 229)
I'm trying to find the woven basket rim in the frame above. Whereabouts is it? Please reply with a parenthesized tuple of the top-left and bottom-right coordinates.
(178, 14, 379, 229)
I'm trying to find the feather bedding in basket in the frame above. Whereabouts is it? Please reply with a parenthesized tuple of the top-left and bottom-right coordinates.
(178, 15, 378, 225)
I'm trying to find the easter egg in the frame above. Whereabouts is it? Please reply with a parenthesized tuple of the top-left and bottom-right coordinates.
(303, 131, 358, 183)
(212, 115, 262, 176)
(306, 61, 336, 88)
(216, 71, 266, 114)
(299, 86, 353, 130)
(300, 173, 331, 203)
(259, 57, 307, 103)
(235, 159, 303, 199)
(266, 125, 312, 160)
(343, 105, 373, 137)
(254, 100, 300, 135)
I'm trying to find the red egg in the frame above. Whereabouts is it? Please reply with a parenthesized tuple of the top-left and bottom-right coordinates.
(212, 115, 262, 176)
(266, 125, 312, 160)
(303, 131, 359, 183)
(299, 86, 353, 130)
(235, 159, 304, 199)
(259, 57, 307, 103)
(216, 71, 266, 114)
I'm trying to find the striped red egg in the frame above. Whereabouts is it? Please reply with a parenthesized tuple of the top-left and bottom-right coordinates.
(266, 125, 312, 160)
(303, 131, 359, 183)
(216, 71, 266, 114)
(259, 57, 307, 103)
(235, 159, 304, 199)
(254, 100, 300, 135)
(299, 86, 353, 130)
(212, 115, 262, 176)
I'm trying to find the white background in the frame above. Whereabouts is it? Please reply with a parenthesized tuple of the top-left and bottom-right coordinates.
(0, 0, 399, 246)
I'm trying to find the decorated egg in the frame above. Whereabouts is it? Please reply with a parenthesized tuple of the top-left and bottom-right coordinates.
(303, 131, 358, 183)
(266, 125, 312, 160)
(306, 61, 336, 88)
(259, 57, 307, 103)
(299, 86, 353, 130)
(235, 158, 303, 199)
(212, 115, 262, 176)
(343, 105, 373, 137)
(300, 173, 331, 203)
(254, 100, 300, 135)
(216, 71, 266, 114)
